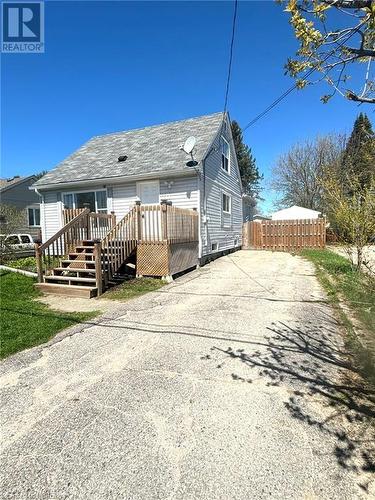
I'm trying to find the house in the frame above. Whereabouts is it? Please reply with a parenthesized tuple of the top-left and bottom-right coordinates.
(32, 112, 243, 296)
(271, 205, 321, 221)
(252, 214, 271, 222)
(0, 175, 41, 239)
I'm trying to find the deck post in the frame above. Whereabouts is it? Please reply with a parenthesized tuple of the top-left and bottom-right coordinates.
(161, 201, 168, 241)
(93, 239, 103, 296)
(35, 243, 43, 283)
(135, 201, 142, 241)
(110, 211, 116, 229)
(83, 203, 91, 241)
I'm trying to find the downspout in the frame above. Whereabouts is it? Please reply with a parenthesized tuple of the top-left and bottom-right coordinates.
(33, 187, 44, 242)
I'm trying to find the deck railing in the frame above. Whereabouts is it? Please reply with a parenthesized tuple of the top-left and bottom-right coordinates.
(35, 208, 117, 282)
(35, 208, 91, 281)
(96, 206, 138, 289)
(93, 202, 199, 293)
(137, 203, 198, 243)
(63, 208, 116, 240)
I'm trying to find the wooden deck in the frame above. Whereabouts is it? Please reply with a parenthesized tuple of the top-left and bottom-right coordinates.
(35, 202, 199, 297)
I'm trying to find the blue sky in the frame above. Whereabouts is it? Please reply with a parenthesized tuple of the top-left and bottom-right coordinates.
(1, 0, 373, 213)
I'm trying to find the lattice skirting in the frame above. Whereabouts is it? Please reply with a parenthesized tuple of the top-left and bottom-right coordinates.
(136, 242, 198, 277)
(137, 242, 169, 277)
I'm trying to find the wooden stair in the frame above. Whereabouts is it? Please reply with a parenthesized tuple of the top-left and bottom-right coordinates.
(35, 240, 100, 298)
(35, 205, 138, 298)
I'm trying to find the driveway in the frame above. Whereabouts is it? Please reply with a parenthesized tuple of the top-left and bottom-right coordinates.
(1, 251, 374, 499)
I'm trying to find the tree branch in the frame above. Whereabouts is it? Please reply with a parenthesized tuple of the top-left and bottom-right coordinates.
(346, 91, 375, 103)
(321, 0, 373, 8)
(345, 47, 375, 57)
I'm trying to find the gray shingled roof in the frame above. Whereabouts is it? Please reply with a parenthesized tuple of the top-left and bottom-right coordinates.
(34, 112, 224, 187)
(0, 175, 36, 192)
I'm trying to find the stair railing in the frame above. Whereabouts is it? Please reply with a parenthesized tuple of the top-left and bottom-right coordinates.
(35, 208, 91, 282)
(94, 205, 139, 292)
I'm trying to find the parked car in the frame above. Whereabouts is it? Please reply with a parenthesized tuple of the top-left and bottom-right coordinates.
(0, 233, 36, 258)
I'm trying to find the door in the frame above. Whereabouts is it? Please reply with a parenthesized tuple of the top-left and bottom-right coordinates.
(137, 181, 160, 240)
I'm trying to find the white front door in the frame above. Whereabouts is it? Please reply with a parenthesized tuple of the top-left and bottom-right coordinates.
(137, 181, 160, 205)
(137, 181, 161, 240)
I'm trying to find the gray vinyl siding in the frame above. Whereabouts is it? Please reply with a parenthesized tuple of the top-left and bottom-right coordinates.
(0, 177, 42, 238)
(199, 117, 243, 256)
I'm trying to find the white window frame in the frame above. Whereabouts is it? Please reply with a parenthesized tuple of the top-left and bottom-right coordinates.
(222, 192, 231, 214)
(62, 189, 108, 214)
(27, 205, 41, 227)
(136, 180, 160, 205)
(220, 136, 230, 174)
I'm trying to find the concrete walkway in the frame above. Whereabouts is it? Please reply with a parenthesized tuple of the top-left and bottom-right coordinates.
(1, 251, 374, 499)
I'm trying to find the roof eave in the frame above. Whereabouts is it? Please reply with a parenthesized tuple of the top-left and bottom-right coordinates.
(31, 168, 199, 191)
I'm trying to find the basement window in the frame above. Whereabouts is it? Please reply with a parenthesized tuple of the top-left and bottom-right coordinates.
(211, 242, 218, 252)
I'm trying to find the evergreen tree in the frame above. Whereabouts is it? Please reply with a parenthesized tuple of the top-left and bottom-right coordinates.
(342, 113, 375, 188)
(231, 120, 262, 197)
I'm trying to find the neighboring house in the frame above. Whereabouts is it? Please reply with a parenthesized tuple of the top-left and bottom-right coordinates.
(252, 214, 271, 222)
(271, 205, 321, 221)
(32, 112, 243, 262)
(0, 175, 41, 238)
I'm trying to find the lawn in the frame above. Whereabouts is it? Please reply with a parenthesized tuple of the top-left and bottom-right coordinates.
(101, 277, 165, 301)
(301, 248, 375, 383)
(0, 271, 98, 359)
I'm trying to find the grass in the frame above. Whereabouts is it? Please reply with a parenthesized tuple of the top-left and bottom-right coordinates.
(0, 271, 98, 359)
(101, 277, 165, 301)
(6, 256, 60, 274)
(301, 248, 375, 383)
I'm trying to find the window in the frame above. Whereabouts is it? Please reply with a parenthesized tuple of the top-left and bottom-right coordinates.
(63, 193, 74, 209)
(62, 190, 107, 213)
(211, 242, 218, 252)
(6, 235, 20, 245)
(28, 207, 40, 226)
(20, 235, 32, 244)
(220, 136, 230, 173)
(222, 193, 231, 214)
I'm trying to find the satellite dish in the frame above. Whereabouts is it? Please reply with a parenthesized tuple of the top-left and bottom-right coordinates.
(182, 136, 196, 154)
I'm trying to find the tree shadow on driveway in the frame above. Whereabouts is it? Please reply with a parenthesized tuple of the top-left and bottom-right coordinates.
(210, 320, 375, 493)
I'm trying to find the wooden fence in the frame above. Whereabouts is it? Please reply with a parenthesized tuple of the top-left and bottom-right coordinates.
(243, 218, 326, 251)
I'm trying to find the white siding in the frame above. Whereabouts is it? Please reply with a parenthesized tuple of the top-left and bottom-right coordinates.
(199, 116, 243, 256)
(111, 183, 138, 220)
(111, 176, 198, 220)
(41, 192, 63, 242)
(159, 176, 198, 209)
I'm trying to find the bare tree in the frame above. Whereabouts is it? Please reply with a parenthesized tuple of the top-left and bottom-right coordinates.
(272, 135, 346, 210)
(281, 0, 375, 104)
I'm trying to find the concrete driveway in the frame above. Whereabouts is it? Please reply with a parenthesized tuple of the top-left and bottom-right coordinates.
(1, 251, 374, 499)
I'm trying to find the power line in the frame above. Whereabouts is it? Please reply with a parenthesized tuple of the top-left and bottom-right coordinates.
(241, 21, 365, 133)
(223, 0, 238, 114)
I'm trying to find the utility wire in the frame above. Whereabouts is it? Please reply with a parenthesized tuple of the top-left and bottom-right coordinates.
(240, 21, 365, 133)
(223, 0, 238, 114)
